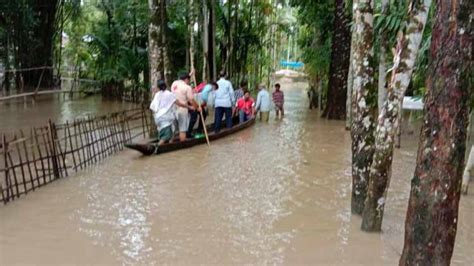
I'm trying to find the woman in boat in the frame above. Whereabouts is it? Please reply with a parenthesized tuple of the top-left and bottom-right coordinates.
(150, 80, 178, 145)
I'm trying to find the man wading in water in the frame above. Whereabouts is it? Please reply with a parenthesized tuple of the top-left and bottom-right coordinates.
(255, 83, 271, 122)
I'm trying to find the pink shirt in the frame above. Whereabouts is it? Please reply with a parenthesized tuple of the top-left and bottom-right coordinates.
(171, 80, 194, 114)
(272, 90, 284, 106)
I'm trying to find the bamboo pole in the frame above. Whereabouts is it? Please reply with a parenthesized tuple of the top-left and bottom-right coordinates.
(29, 129, 40, 188)
(19, 130, 35, 191)
(48, 121, 60, 179)
(2, 135, 11, 203)
(34, 129, 48, 185)
(40, 128, 53, 182)
(190, 67, 210, 147)
(7, 151, 20, 199)
(65, 121, 78, 171)
(13, 135, 28, 194)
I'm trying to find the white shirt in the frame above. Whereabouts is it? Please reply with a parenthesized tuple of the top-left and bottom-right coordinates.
(215, 78, 235, 108)
(256, 89, 271, 112)
(150, 90, 176, 129)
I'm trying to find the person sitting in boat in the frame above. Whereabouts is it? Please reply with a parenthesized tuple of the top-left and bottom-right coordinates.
(171, 72, 200, 141)
(150, 80, 178, 145)
(234, 90, 255, 123)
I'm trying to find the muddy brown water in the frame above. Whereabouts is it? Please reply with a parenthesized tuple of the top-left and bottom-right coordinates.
(0, 95, 136, 136)
(0, 82, 472, 265)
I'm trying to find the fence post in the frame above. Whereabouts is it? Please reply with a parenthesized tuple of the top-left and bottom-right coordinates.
(121, 112, 127, 147)
(2, 135, 10, 204)
(48, 120, 61, 180)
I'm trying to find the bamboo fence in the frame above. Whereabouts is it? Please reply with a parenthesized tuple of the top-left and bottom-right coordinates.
(0, 106, 156, 204)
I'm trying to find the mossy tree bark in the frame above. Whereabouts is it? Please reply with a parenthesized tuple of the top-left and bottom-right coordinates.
(323, 0, 352, 120)
(376, 0, 389, 115)
(160, 0, 172, 84)
(350, 0, 376, 215)
(148, 0, 164, 89)
(361, 0, 432, 232)
(399, 0, 472, 264)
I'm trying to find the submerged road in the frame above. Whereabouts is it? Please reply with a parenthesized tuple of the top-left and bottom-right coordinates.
(1, 79, 473, 265)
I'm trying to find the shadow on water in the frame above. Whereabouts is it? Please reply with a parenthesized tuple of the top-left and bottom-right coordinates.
(0, 79, 472, 265)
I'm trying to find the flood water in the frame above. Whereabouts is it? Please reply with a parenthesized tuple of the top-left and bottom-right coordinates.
(0, 95, 136, 136)
(0, 80, 473, 265)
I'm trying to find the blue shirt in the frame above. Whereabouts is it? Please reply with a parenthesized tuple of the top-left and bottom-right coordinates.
(256, 89, 271, 112)
(200, 84, 213, 103)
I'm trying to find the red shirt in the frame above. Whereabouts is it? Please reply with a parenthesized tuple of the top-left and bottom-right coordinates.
(193, 82, 206, 93)
(236, 97, 254, 115)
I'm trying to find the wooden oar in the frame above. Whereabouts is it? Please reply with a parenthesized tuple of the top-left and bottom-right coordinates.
(190, 68, 210, 147)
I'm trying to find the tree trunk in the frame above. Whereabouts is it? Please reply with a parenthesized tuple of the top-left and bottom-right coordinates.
(350, 0, 376, 215)
(148, 0, 164, 89)
(3, 33, 11, 92)
(209, 0, 217, 80)
(361, 0, 432, 231)
(160, 0, 172, 84)
(346, 26, 356, 130)
(377, 0, 390, 115)
(323, 0, 351, 120)
(399, 0, 472, 264)
(202, 0, 209, 81)
(185, 0, 191, 70)
(189, 0, 196, 81)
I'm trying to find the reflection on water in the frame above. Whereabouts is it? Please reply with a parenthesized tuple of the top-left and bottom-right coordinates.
(0, 81, 472, 265)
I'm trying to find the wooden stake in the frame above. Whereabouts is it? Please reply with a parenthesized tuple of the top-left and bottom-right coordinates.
(20, 130, 35, 191)
(2, 135, 10, 203)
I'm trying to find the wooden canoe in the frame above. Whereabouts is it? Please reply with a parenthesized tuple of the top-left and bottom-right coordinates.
(125, 118, 255, 155)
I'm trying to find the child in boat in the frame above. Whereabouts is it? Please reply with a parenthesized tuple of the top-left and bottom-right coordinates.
(272, 83, 284, 118)
(234, 90, 255, 123)
(150, 80, 177, 145)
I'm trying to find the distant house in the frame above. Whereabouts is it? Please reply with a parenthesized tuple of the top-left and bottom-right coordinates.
(402, 96, 423, 111)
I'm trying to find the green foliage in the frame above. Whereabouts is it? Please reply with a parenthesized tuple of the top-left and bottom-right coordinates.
(63, 0, 149, 92)
(410, 3, 434, 98)
(166, 0, 189, 77)
(290, 1, 333, 71)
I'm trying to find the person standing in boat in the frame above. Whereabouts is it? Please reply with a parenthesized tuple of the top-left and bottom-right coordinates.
(255, 83, 271, 122)
(272, 83, 284, 118)
(171, 72, 199, 141)
(188, 81, 217, 135)
(149, 80, 177, 145)
(214, 71, 235, 133)
(234, 90, 255, 123)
